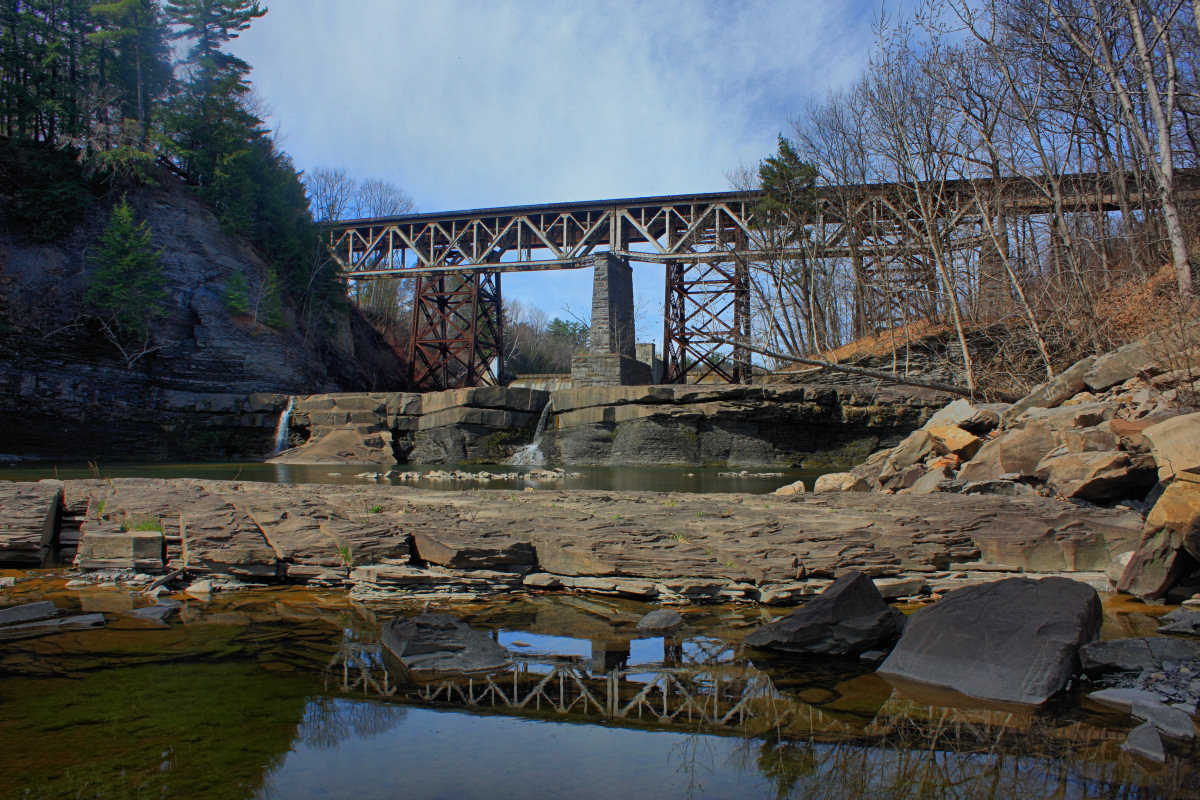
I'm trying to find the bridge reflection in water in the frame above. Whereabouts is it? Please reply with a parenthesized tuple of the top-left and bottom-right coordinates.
(328, 631, 1124, 750)
(311, 625, 1196, 799)
(332, 636, 780, 733)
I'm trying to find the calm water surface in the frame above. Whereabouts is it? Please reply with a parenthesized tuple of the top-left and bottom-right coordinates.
(0, 577, 1195, 800)
(0, 462, 823, 494)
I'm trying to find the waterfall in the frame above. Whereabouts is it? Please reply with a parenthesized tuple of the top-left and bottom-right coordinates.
(270, 396, 295, 457)
(509, 400, 553, 465)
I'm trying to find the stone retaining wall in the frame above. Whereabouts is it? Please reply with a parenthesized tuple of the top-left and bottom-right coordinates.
(272, 383, 950, 468)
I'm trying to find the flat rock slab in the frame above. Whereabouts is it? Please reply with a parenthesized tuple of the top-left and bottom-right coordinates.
(410, 529, 534, 571)
(1123, 721, 1166, 762)
(0, 482, 63, 565)
(878, 576, 1102, 705)
(1080, 637, 1200, 675)
(0, 600, 58, 627)
(39, 479, 1145, 597)
(231, 482, 409, 568)
(75, 526, 164, 571)
(0, 612, 105, 641)
(77, 479, 276, 578)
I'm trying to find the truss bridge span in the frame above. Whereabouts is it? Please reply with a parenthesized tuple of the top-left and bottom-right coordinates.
(327, 172, 1200, 389)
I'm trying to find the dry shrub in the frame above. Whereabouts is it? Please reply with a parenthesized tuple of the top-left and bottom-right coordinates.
(1092, 263, 1187, 346)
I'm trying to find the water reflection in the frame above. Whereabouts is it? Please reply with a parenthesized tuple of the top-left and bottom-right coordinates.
(0, 460, 821, 494)
(0, 586, 1195, 799)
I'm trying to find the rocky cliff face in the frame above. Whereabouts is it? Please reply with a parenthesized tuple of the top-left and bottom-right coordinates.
(0, 182, 406, 460)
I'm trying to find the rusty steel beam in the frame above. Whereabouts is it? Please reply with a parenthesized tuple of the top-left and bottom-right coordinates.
(408, 272, 503, 390)
(663, 260, 750, 385)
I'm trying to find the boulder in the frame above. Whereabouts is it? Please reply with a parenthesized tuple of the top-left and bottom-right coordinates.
(1001, 356, 1097, 427)
(1084, 339, 1163, 392)
(1106, 550, 1135, 587)
(881, 431, 934, 478)
(1144, 412, 1200, 483)
(961, 479, 1033, 496)
(891, 465, 926, 491)
(637, 609, 684, 632)
(877, 576, 1102, 705)
(925, 425, 983, 460)
(1157, 607, 1200, 635)
(1033, 451, 1156, 501)
(909, 466, 954, 495)
(812, 473, 870, 493)
(744, 571, 905, 657)
(380, 613, 510, 674)
(1118, 480, 1200, 600)
(1079, 637, 1200, 676)
(1064, 426, 1120, 454)
(774, 480, 806, 497)
(923, 399, 1002, 433)
(959, 422, 1057, 483)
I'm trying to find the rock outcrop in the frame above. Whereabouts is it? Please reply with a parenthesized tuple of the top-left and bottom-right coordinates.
(6, 479, 1142, 606)
(0, 182, 406, 461)
(270, 383, 950, 469)
(878, 576, 1102, 705)
(837, 326, 1200, 601)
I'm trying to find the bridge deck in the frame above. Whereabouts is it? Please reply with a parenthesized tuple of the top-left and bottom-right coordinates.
(327, 171, 1198, 277)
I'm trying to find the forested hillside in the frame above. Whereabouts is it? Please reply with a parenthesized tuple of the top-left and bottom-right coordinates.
(739, 0, 1200, 398)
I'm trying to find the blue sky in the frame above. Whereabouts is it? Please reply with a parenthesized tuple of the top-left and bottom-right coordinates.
(231, 0, 879, 342)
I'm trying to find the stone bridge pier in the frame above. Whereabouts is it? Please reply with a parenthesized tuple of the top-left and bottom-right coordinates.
(571, 253, 652, 386)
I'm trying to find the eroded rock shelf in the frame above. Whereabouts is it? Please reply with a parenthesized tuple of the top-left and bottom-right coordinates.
(0, 477, 1141, 604)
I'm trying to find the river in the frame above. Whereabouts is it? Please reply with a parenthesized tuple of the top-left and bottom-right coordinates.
(0, 576, 1193, 800)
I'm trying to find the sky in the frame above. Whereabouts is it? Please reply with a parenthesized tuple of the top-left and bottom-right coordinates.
(230, 0, 879, 344)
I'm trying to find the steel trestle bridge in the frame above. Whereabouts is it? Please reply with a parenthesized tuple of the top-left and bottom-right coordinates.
(326, 172, 1198, 388)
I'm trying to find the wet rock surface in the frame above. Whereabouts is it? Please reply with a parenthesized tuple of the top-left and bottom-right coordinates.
(878, 576, 1103, 705)
(744, 572, 904, 656)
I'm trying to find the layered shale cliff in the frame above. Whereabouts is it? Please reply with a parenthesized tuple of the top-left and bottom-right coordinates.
(0, 181, 406, 461)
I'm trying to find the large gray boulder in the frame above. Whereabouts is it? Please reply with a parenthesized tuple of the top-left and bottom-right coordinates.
(878, 576, 1102, 705)
(381, 613, 510, 674)
(744, 571, 905, 656)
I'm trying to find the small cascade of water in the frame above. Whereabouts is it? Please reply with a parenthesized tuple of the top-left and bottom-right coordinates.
(509, 400, 553, 465)
(270, 396, 295, 457)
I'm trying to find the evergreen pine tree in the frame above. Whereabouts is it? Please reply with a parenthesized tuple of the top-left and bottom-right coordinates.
(85, 196, 167, 342)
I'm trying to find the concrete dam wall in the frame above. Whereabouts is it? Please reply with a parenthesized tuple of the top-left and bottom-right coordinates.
(271, 384, 952, 469)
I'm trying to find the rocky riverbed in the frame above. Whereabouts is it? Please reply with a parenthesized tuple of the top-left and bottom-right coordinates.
(0, 476, 1143, 604)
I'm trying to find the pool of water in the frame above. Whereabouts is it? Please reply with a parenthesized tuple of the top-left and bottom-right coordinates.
(0, 461, 823, 494)
(0, 577, 1194, 800)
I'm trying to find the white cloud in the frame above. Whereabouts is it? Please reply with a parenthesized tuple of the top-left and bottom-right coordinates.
(231, 0, 877, 334)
